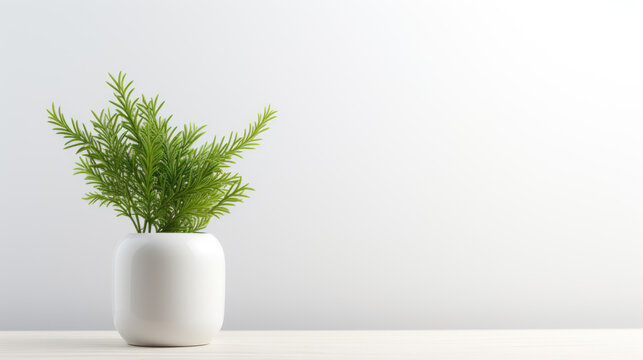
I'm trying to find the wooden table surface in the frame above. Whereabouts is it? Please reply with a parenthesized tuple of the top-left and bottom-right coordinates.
(2, 330, 643, 359)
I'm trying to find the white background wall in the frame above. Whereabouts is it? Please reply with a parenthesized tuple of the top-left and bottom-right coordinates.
(2, 0, 643, 330)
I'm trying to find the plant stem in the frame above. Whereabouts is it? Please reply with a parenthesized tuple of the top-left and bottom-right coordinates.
(128, 215, 140, 233)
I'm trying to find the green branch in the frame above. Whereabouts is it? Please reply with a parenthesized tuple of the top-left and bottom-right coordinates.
(47, 72, 275, 233)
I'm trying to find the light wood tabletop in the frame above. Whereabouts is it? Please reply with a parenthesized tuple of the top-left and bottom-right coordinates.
(2, 330, 643, 359)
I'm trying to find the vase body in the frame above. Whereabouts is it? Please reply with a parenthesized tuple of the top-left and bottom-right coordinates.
(113, 233, 225, 346)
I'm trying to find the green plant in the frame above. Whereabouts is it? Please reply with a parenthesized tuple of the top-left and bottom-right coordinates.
(47, 72, 276, 233)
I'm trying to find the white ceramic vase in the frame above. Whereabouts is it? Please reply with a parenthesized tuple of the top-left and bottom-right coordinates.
(113, 233, 225, 347)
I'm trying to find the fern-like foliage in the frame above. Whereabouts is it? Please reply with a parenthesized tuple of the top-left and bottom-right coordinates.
(47, 72, 276, 233)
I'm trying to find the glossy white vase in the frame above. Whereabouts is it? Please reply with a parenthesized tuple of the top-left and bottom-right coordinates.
(113, 233, 225, 347)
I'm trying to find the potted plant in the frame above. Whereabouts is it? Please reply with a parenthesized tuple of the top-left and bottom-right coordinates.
(47, 72, 276, 346)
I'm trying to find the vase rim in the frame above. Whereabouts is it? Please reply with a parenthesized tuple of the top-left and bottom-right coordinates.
(125, 232, 215, 239)
(127, 232, 209, 235)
